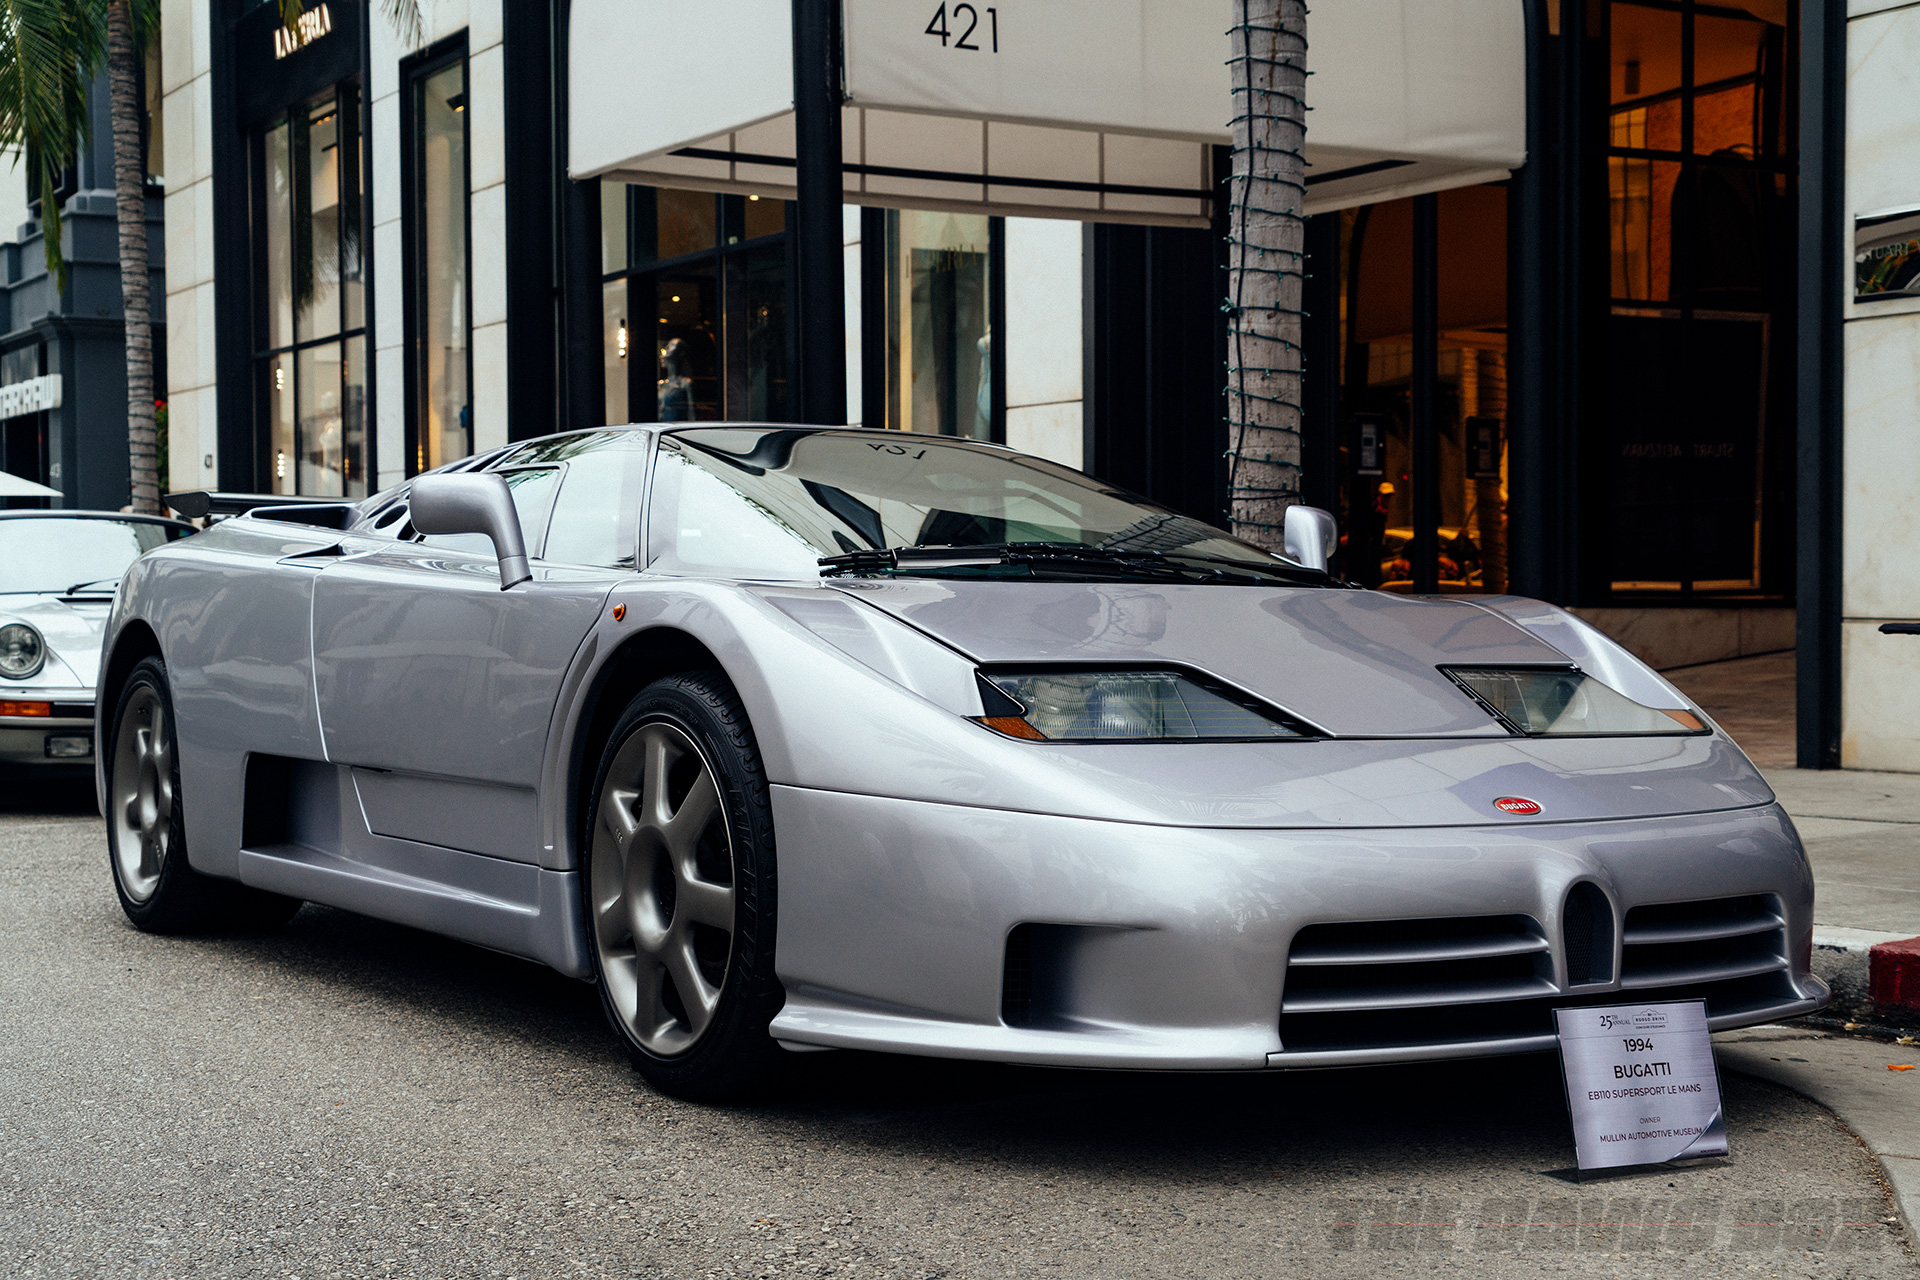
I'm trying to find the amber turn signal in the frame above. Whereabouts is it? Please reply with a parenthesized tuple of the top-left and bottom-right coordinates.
(975, 715, 1046, 740)
(611, 603, 626, 622)
(0, 700, 51, 717)
(1661, 709, 1707, 731)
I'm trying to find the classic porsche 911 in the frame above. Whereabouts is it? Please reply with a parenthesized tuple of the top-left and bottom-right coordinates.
(0, 510, 192, 776)
(101, 426, 1826, 1098)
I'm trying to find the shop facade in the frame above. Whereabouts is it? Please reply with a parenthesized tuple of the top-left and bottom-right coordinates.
(1836, 1, 1920, 770)
(161, 0, 1887, 770)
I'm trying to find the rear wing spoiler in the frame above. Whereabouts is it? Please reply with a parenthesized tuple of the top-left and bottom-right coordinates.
(163, 491, 359, 529)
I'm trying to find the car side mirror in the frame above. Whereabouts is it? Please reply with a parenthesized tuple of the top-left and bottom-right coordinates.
(408, 473, 532, 590)
(1282, 504, 1338, 574)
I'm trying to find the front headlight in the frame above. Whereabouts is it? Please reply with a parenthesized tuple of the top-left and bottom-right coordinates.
(1444, 667, 1706, 735)
(975, 669, 1309, 741)
(0, 623, 44, 679)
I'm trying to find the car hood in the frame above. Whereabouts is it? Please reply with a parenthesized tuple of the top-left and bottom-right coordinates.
(0, 593, 111, 689)
(827, 579, 1593, 738)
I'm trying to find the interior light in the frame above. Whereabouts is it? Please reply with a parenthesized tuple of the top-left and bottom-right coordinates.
(273, 366, 285, 391)
(748, 195, 760, 201)
(276, 450, 286, 479)
(671, 295, 681, 303)
(615, 322, 628, 360)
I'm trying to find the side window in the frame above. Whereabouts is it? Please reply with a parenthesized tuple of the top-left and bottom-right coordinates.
(645, 446, 820, 579)
(417, 467, 560, 557)
(543, 450, 646, 568)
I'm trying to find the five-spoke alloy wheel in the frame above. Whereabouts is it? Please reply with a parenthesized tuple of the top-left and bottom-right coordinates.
(584, 672, 781, 1099)
(109, 676, 173, 904)
(106, 655, 301, 933)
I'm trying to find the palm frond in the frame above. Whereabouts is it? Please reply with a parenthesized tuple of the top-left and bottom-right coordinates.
(379, 0, 422, 49)
(0, 0, 107, 287)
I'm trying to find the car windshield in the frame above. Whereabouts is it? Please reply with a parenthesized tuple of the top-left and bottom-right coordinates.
(0, 518, 181, 594)
(649, 428, 1326, 584)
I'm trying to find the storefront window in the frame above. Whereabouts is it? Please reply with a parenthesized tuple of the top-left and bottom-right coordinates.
(599, 186, 790, 424)
(1335, 188, 1508, 593)
(143, 34, 163, 187)
(882, 210, 993, 439)
(1603, 0, 1793, 598)
(252, 86, 367, 497)
(409, 53, 469, 473)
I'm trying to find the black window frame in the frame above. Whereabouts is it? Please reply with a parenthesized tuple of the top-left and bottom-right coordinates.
(245, 76, 371, 497)
(599, 187, 796, 425)
(400, 34, 474, 477)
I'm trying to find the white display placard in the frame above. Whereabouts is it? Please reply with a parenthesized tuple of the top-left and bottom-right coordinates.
(1554, 1001, 1727, 1171)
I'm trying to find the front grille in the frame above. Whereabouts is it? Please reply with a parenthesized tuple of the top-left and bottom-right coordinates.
(1280, 914, 1552, 1049)
(1276, 894, 1798, 1058)
(1621, 893, 1788, 989)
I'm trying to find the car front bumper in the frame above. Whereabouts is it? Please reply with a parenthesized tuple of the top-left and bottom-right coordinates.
(0, 690, 95, 768)
(767, 788, 1827, 1069)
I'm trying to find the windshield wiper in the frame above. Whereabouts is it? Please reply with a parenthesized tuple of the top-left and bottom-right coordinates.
(819, 542, 1324, 586)
(63, 578, 119, 595)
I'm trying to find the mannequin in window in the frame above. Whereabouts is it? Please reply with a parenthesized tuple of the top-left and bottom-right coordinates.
(658, 337, 695, 422)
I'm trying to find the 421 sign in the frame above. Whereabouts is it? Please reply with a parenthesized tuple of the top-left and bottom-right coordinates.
(924, 3, 999, 51)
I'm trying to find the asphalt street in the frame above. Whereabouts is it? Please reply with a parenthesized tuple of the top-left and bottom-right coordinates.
(1, 785, 1914, 1279)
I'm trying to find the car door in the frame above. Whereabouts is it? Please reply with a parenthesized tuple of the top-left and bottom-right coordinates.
(310, 436, 645, 864)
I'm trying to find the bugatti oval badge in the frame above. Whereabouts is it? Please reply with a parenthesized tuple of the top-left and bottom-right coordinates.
(1493, 796, 1543, 816)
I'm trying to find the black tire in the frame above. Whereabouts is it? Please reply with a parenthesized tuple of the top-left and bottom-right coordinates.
(105, 656, 302, 934)
(581, 671, 782, 1101)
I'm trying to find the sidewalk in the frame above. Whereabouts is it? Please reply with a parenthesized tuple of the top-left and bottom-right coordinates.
(1659, 653, 1920, 1236)
(1662, 650, 1920, 947)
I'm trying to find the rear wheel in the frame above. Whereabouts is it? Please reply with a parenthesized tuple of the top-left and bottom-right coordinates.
(583, 671, 782, 1100)
(106, 656, 300, 933)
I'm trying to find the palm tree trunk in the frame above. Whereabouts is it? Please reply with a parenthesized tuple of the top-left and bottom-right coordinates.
(1226, 0, 1307, 551)
(107, 0, 157, 513)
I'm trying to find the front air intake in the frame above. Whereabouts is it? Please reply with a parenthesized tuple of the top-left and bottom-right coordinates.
(1563, 882, 1615, 986)
(1000, 925, 1034, 1026)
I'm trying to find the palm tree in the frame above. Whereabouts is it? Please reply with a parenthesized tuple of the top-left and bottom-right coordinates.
(1, 0, 421, 513)
(105, 0, 159, 511)
(1225, 0, 1308, 551)
(0, 0, 103, 310)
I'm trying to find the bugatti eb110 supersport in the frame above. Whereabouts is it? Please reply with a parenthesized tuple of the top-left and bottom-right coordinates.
(102, 426, 1826, 1098)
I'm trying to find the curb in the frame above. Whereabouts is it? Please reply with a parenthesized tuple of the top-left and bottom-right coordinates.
(1872, 936, 1920, 1012)
(1813, 929, 1920, 1027)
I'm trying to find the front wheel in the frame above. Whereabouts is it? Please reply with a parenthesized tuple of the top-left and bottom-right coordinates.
(106, 656, 300, 933)
(583, 671, 783, 1101)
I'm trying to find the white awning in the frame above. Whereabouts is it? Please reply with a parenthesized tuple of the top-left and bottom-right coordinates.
(569, 0, 1526, 227)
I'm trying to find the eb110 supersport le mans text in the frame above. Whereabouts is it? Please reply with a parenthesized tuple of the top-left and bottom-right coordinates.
(99, 426, 1826, 1098)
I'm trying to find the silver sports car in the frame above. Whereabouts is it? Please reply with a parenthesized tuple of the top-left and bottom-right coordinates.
(102, 426, 1826, 1098)
(0, 510, 192, 776)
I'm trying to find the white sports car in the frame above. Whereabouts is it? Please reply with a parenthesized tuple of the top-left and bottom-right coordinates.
(0, 511, 191, 776)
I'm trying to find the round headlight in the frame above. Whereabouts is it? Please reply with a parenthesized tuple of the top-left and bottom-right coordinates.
(0, 623, 44, 679)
